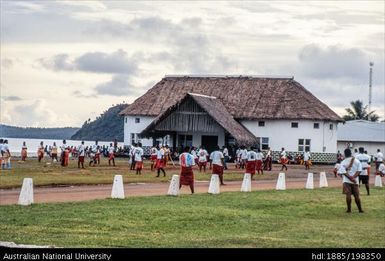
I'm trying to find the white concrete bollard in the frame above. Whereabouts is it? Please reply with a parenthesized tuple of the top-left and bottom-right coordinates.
(276, 173, 286, 190)
(167, 175, 180, 196)
(208, 174, 220, 194)
(375, 175, 383, 187)
(111, 175, 125, 199)
(18, 178, 34, 206)
(241, 173, 252, 192)
(305, 173, 314, 189)
(319, 172, 328, 188)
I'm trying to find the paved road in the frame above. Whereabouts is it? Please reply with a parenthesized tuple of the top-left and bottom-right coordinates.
(0, 176, 350, 205)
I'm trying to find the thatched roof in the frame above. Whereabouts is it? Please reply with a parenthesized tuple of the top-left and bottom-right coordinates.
(141, 93, 259, 146)
(120, 75, 342, 122)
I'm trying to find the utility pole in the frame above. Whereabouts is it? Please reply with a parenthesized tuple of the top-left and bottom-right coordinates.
(369, 62, 374, 113)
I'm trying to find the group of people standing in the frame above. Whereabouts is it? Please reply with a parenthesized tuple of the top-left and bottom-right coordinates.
(0, 139, 11, 170)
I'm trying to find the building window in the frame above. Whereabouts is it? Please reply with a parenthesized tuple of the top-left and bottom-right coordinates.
(298, 139, 311, 152)
(178, 135, 193, 148)
(256, 137, 269, 150)
(291, 122, 298, 128)
(313, 123, 319, 129)
(258, 121, 265, 127)
(131, 133, 135, 145)
(131, 133, 141, 145)
(329, 124, 333, 130)
(135, 118, 140, 123)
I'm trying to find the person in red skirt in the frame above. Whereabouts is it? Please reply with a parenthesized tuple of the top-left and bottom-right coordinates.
(150, 145, 157, 171)
(134, 143, 144, 175)
(255, 148, 264, 175)
(246, 147, 257, 179)
(108, 143, 115, 166)
(156, 145, 166, 177)
(209, 145, 225, 185)
(179, 146, 195, 194)
(280, 147, 288, 171)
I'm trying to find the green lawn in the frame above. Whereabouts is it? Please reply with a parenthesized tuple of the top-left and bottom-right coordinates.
(0, 188, 384, 248)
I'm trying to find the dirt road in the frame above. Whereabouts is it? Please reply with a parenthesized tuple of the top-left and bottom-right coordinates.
(0, 176, 351, 205)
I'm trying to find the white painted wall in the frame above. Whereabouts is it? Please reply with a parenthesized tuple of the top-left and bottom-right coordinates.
(337, 141, 385, 158)
(241, 120, 338, 153)
(124, 116, 155, 146)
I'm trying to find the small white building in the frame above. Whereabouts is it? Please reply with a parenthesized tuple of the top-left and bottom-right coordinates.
(120, 75, 342, 163)
(337, 120, 385, 157)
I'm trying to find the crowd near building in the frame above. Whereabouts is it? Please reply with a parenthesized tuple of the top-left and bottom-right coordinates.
(120, 75, 343, 163)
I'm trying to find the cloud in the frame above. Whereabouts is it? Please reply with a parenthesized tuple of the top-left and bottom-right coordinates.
(11, 99, 72, 127)
(297, 44, 370, 80)
(72, 91, 97, 98)
(95, 75, 137, 96)
(2, 96, 22, 101)
(39, 49, 138, 74)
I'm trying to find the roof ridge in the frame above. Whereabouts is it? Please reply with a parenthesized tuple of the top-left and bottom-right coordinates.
(164, 74, 294, 79)
(188, 92, 217, 99)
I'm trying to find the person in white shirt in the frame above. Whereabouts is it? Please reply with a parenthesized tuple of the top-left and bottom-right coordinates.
(21, 141, 28, 162)
(235, 148, 242, 168)
(353, 148, 359, 157)
(156, 145, 166, 177)
(210, 145, 225, 185)
(191, 147, 198, 165)
(92, 141, 100, 165)
(78, 141, 86, 169)
(222, 146, 229, 170)
(356, 147, 371, 195)
(264, 147, 272, 171)
(150, 145, 158, 171)
(133, 143, 144, 175)
(246, 147, 257, 179)
(179, 146, 196, 194)
(337, 148, 364, 213)
(0, 139, 4, 169)
(255, 148, 264, 175)
(108, 143, 116, 166)
(377, 161, 385, 177)
(130, 144, 136, 170)
(198, 146, 209, 173)
(364, 150, 371, 176)
(60, 140, 69, 167)
(304, 150, 311, 170)
(2, 140, 11, 170)
(333, 161, 341, 178)
(280, 148, 288, 171)
(375, 149, 384, 170)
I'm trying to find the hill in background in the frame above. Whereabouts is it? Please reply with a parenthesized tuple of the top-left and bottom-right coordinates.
(71, 103, 128, 142)
(0, 124, 79, 139)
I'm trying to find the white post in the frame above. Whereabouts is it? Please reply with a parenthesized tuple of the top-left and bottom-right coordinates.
(111, 175, 125, 199)
(241, 173, 252, 192)
(375, 175, 383, 187)
(276, 173, 286, 190)
(208, 174, 220, 194)
(305, 173, 314, 189)
(319, 172, 328, 188)
(18, 178, 34, 206)
(167, 175, 180, 196)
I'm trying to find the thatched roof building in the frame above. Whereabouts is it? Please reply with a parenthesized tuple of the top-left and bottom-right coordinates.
(120, 75, 342, 122)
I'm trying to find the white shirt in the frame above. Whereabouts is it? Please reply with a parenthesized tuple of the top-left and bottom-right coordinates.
(241, 149, 248, 160)
(376, 152, 384, 162)
(378, 163, 385, 174)
(179, 152, 195, 167)
(210, 151, 224, 166)
(191, 150, 197, 159)
(334, 163, 341, 170)
(223, 148, 228, 157)
(338, 157, 362, 184)
(134, 147, 144, 161)
(157, 148, 164, 160)
(280, 150, 287, 158)
(61, 144, 67, 152)
(266, 150, 271, 157)
(2, 144, 9, 152)
(236, 149, 241, 158)
(198, 149, 208, 162)
(356, 153, 371, 176)
(304, 152, 311, 161)
(256, 152, 264, 161)
(247, 151, 257, 161)
(150, 147, 157, 155)
(78, 145, 85, 156)
(108, 146, 115, 154)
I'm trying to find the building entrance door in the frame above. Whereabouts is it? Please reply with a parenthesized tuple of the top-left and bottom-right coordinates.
(201, 135, 218, 153)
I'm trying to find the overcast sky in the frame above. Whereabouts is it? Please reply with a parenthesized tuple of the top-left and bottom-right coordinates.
(1, 0, 384, 127)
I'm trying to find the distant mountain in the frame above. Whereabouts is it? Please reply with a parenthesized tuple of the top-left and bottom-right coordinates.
(71, 103, 128, 142)
(0, 124, 79, 139)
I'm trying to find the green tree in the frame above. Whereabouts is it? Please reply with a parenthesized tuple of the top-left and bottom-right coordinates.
(343, 100, 380, 122)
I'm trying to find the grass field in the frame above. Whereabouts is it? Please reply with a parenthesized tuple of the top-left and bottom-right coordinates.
(0, 157, 330, 189)
(0, 188, 384, 248)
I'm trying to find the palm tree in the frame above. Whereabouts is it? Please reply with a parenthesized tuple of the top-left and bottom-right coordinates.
(343, 100, 380, 122)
